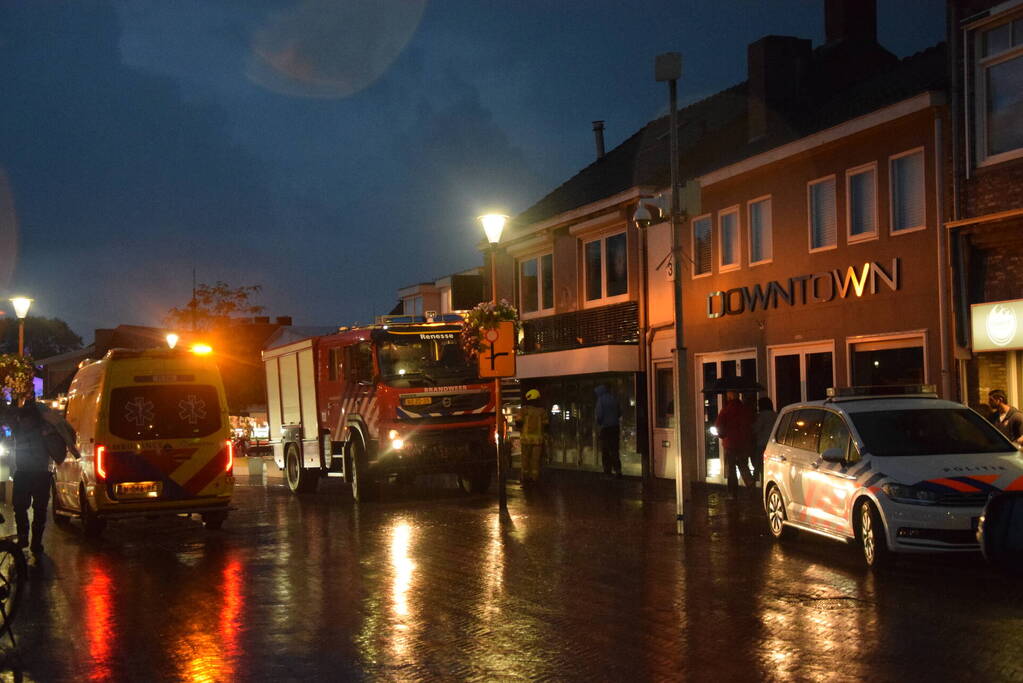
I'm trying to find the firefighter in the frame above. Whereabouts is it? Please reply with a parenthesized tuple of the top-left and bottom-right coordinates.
(518, 389, 548, 484)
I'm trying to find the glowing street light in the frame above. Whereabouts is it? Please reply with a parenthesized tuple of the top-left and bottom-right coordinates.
(478, 213, 508, 513)
(10, 297, 32, 356)
(166, 333, 179, 349)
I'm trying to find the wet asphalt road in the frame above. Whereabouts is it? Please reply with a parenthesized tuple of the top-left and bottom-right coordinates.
(1, 470, 1021, 682)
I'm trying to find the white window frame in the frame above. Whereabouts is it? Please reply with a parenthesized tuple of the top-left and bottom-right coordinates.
(972, 7, 1023, 167)
(718, 206, 740, 273)
(582, 230, 630, 308)
(845, 330, 928, 386)
(517, 251, 555, 320)
(766, 340, 836, 406)
(845, 162, 878, 244)
(889, 147, 927, 235)
(807, 174, 838, 253)
(691, 214, 713, 279)
(747, 195, 773, 267)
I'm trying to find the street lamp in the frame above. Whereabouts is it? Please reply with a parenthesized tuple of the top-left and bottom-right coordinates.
(656, 52, 691, 536)
(166, 333, 179, 350)
(479, 213, 508, 512)
(10, 297, 32, 356)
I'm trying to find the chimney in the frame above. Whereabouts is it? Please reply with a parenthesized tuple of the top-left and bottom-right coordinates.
(746, 36, 811, 141)
(274, 316, 292, 326)
(592, 120, 605, 160)
(825, 0, 876, 46)
(254, 316, 270, 324)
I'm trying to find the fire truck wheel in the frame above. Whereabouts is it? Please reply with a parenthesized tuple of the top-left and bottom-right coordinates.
(285, 444, 318, 494)
(350, 436, 378, 503)
(459, 464, 493, 495)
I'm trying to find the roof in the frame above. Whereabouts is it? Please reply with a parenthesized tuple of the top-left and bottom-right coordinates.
(510, 40, 947, 231)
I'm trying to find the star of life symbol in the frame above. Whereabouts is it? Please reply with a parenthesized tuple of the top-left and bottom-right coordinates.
(124, 397, 156, 426)
(178, 394, 208, 425)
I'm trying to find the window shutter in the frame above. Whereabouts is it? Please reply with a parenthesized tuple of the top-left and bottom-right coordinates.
(810, 179, 837, 249)
(892, 152, 924, 232)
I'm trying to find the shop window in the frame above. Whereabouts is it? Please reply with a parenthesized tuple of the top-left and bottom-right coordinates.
(748, 197, 772, 265)
(846, 164, 877, 241)
(890, 149, 925, 233)
(583, 232, 628, 303)
(719, 208, 739, 271)
(518, 253, 554, 315)
(975, 13, 1023, 163)
(808, 176, 837, 251)
(692, 215, 712, 276)
(850, 338, 924, 386)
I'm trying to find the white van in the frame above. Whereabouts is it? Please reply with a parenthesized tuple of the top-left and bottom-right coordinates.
(762, 386, 1023, 567)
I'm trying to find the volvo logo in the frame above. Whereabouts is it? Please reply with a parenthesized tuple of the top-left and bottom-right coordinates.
(442, 397, 452, 408)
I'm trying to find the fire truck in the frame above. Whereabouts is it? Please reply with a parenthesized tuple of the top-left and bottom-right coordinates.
(261, 315, 496, 501)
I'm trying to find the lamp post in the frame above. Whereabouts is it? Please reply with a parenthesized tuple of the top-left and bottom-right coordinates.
(656, 52, 691, 536)
(10, 297, 32, 357)
(166, 333, 179, 350)
(480, 213, 508, 512)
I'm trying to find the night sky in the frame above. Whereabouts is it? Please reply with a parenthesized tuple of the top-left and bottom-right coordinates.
(0, 1, 944, 342)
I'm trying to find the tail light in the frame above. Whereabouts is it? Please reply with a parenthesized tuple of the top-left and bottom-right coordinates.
(96, 445, 107, 479)
(225, 439, 234, 474)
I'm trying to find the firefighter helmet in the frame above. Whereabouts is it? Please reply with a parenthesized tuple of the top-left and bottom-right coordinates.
(525, 389, 541, 401)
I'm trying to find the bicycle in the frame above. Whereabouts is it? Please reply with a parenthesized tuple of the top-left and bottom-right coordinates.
(0, 514, 26, 647)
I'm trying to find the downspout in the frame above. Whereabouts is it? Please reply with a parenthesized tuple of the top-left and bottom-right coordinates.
(638, 211, 650, 481)
(935, 110, 953, 400)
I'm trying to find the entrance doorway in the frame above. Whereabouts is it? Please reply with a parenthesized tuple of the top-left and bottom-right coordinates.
(768, 342, 835, 411)
(695, 350, 757, 483)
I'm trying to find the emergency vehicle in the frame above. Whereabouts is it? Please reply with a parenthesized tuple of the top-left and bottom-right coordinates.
(261, 315, 496, 501)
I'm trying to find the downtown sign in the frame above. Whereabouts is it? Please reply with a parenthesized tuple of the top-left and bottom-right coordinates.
(706, 258, 900, 318)
(971, 299, 1023, 352)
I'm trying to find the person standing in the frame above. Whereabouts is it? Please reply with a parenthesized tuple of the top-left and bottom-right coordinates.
(750, 397, 777, 487)
(595, 384, 622, 478)
(517, 389, 548, 484)
(714, 390, 755, 495)
(0, 393, 74, 554)
(987, 389, 1023, 447)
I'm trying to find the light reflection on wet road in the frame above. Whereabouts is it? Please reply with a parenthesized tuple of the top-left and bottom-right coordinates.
(1, 473, 1021, 682)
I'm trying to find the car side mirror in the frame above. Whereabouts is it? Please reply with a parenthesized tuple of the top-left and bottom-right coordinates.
(821, 447, 845, 463)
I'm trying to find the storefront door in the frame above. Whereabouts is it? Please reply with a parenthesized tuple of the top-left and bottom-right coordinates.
(695, 351, 757, 483)
(652, 363, 675, 478)
(768, 342, 835, 411)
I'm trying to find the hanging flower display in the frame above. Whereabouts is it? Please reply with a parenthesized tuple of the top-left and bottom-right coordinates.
(460, 300, 520, 359)
(0, 353, 36, 401)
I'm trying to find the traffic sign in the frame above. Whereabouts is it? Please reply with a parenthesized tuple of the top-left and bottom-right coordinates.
(477, 321, 516, 378)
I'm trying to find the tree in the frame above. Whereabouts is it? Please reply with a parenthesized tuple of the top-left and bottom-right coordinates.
(0, 316, 83, 359)
(164, 281, 265, 332)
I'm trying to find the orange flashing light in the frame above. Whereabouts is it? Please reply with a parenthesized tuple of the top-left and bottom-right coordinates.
(96, 445, 107, 479)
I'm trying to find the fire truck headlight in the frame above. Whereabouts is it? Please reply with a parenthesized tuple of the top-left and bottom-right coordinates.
(392, 438, 405, 450)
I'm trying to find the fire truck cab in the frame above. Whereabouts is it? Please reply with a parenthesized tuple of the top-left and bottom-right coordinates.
(262, 315, 496, 501)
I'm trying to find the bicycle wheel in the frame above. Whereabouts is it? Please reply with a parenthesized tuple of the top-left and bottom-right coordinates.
(0, 540, 27, 627)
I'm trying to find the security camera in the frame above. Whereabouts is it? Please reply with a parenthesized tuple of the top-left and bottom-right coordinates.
(633, 203, 654, 229)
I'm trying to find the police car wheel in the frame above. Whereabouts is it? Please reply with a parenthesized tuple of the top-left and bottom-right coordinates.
(765, 485, 792, 540)
(857, 499, 891, 568)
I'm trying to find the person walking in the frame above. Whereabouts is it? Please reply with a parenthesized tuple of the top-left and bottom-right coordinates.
(517, 389, 548, 484)
(987, 389, 1023, 447)
(714, 390, 755, 496)
(595, 384, 622, 478)
(0, 392, 78, 554)
(750, 397, 777, 487)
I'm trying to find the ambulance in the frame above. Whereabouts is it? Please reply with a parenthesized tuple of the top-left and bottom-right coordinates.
(53, 348, 234, 535)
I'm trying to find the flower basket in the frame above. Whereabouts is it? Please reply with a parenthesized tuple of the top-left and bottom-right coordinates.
(460, 300, 520, 359)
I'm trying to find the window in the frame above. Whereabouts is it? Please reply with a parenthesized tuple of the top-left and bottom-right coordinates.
(109, 385, 222, 440)
(782, 409, 824, 451)
(584, 232, 628, 302)
(404, 295, 423, 316)
(808, 176, 837, 250)
(890, 149, 925, 233)
(818, 412, 851, 458)
(846, 164, 877, 241)
(976, 14, 1023, 163)
(519, 253, 554, 315)
(692, 215, 712, 276)
(655, 367, 674, 429)
(719, 209, 739, 270)
(748, 197, 772, 264)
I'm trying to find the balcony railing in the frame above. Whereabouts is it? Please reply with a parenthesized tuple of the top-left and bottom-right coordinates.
(521, 302, 639, 354)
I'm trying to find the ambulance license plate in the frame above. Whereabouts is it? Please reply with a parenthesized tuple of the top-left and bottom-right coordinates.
(115, 481, 161, 498)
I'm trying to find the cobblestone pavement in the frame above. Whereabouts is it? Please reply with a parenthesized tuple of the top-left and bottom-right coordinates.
(1, 469, 1021, 682)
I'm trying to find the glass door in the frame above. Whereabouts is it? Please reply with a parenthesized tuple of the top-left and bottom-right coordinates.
(695, 352, 758, 483)
(768, 342, 835, 411)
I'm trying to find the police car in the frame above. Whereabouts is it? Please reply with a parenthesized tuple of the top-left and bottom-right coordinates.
(762, 385, 1023, 567)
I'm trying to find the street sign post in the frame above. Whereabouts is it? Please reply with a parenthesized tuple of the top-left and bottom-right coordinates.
(477, 320, 516, 512)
